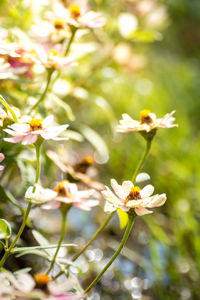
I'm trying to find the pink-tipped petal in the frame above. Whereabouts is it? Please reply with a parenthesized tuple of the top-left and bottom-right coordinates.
(0, 153, 5, 162)
(22, 134, 38, 145)
(4, 135, 24, 143)
(134, 207, 152, 216)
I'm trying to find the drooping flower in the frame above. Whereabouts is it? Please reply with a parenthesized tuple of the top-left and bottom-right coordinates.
(116, 110, 178, 133)
(0, 153, 5, 171)
(50, 2, 105, 29)
(0, 106, 21, 127)
(4, 115, 69, 145)
(102, 179, 166, 216)
(25, 180, 99, 211)
(47, 150, 104, 191)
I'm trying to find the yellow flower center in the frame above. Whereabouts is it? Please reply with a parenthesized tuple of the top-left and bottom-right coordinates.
(126, 186, 141, 202)
(54, 180, 71, 197)
(34, 273, 51, 287)
(140, 109, 153, 124)
(74, 156, 94, 173)
(69, 4, 81, 18)
(54, 19, 65, 30)
(49, 49, 59, 57)
(29, 119, 43, 131)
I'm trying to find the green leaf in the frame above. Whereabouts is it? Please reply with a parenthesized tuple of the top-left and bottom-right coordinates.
(49, 93, 75, 121)
(32, 230, 54, 256)
(117, 209, 128, 229)
(14, 267, 32, 275)
(12, 243, 76, 253)
(0, 219, 12, 239)
(130, 30, 162, 43)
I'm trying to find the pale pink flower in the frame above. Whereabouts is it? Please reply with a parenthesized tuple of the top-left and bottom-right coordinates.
(25, 180, 99, 211)
(4, 115, 69, 145)
(34, 45, 76, 69)
(0, 41, 37, 78)
(102, 179, 166, 216)
(47, 150, 104, 191)
(51, 3, 105, 29)
(0, 153, 5, 171)
(117, 110, 178, 133)
(0, 270, 84, 299)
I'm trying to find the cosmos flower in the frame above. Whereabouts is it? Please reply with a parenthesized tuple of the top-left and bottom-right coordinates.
(34, 45, 76, 69)
(4, 115, 69, 145)
(50, 3, 105, 29)
(0, 270, 84, 299)
(116, 110, 177, 133)
(102, 179, 166, 216)
(25, 180, 99, 211)
(0, 41, 37, 78)
(47, 150, 104, 191)
(0, 153, 5, 171)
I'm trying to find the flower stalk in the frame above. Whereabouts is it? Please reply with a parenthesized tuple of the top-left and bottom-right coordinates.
(46, 204, 70, 275)
(84, 212, 136, 293)
(54, 211, 115, 279)
(132, 138, 152, 183)
(0, 144, 41, 268)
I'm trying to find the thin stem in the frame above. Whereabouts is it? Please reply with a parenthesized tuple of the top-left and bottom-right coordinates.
(0, 95, 18, 122)
(54, 211, 115, 279)
(0, 202, 32, 268)
(84, 213, 136, 293)
(46, 207, 68, 275)
(49, 29, 77, 92)
(29, 69, 54, 114)
(0, 144, 41, 268)
(132, 139, 152, 183)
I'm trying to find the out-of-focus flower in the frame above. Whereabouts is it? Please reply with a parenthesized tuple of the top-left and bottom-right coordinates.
(117, 110, 177, 133)
(26, 180, 99, 211)
(0, 107, 21, 127)
(34, 45, 76, 69)
(0, 153, 5, 171)
(102, 179, 166, 216)
(0, 270, 84, 299)
(47, 150, 104, 191)
(50, 3, 105, 29)
(0, 41, 37, 78)
(4, 115, 69, 145)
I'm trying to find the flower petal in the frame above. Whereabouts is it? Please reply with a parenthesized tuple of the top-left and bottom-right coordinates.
(140, 184, 154, 198)
(134, 207, 152, 216)
(111, 179, 126, 199)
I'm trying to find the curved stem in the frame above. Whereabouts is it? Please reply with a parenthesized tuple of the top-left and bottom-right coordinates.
(132, 139, 152, 183)
(0, 201, 32, 268)
(0, 144, 41, 268)
(84, 213, 136, 293)
(63, 28, 77, 56)
(29, 69, 54, 114)
(46, 207, 68, 275)
(0, 95, 18, 123)
(54, 211, 115, 279)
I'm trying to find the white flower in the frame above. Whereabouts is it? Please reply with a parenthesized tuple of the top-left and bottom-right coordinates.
(117, 110, 178, 133)
(102, 179, 166, 216)
(4, 115, 69, 145)
(25, 180, 99, 211)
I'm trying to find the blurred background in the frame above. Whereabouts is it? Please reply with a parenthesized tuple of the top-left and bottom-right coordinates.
(0, 0, 200, 299)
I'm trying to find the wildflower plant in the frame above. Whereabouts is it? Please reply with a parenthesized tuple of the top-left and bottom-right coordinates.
(0, 1, 179, 299)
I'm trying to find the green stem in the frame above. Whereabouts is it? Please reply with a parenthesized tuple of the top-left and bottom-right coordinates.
(46, 206, 68, 275)
(29, 68, 54, 114)
(0, 202, 32, 268)
(132, 139, 152, 183)
(49, 28, 77, 92)
(0, 144, 41, 268)
(0, 95, 18, 122)
(84, 213, 136, 293)
(54, 211, 115, 279)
